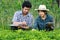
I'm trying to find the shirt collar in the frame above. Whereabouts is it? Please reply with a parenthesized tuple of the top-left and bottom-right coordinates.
(20, 10, 30, 17)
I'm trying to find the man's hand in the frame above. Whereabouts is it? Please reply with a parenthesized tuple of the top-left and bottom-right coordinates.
(45, 22, 54, 31)
(12, 21, 30, 30)
(22, 21, 27, 26)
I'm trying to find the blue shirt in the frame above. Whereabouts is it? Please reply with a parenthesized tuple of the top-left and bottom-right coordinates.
(34, 14, 54, 30)
(12, 10, 33, 27)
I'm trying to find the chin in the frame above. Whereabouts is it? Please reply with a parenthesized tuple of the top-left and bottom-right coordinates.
(24, 13, 28, 15)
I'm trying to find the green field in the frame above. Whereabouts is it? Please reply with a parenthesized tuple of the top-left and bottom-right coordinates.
(0, 0, 60, 40)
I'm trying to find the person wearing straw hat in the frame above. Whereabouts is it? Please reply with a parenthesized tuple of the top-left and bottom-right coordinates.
(34, 5, 54, 31)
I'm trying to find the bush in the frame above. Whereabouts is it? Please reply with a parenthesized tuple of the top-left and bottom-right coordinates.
(0, 29, 60, 40)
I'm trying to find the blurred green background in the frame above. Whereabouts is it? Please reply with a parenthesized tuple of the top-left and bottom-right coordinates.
(0, 0, 60, 30)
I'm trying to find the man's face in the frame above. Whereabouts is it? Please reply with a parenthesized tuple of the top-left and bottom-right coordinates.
(38, 10, 45, 17)
(22, 7, 30, 15)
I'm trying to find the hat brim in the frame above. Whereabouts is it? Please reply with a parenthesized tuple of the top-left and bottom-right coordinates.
(35, 9, 49, 11)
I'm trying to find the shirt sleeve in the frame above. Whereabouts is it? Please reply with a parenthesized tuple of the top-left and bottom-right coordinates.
(28, 15, 34, 28)
(50, 16, 54, 25)
(50, 16, 54, 22)
(50, 17, 55, 27)
(12, 11, 19, 22)
(46, 16, 54, 27)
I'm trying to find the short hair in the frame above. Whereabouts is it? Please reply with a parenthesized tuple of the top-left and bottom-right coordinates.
(22, 1, 32, 8)
(38, 10, 47, 14)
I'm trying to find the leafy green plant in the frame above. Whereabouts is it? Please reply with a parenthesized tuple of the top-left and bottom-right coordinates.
(0, 29, 60, 40)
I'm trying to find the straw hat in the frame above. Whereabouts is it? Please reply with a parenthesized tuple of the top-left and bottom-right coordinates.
(35, 5, 49, 11)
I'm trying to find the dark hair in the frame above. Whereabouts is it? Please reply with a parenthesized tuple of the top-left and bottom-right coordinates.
(38, 10, 47, 14)
(22, 1, 32, 8)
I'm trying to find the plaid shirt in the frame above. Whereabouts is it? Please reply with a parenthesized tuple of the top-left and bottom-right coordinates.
(12, 10, 33, 27)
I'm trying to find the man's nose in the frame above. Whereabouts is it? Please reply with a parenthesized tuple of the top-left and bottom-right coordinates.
(26, 10, 29, 12)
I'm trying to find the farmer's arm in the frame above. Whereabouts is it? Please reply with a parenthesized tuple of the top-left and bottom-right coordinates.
(46, 16, 54, 30)
(50, 17, 54, 29)
(12, 22, 22, 26)
(49, 16, 54, 26)
(27, 15, 34, 29)
(46, 16, 54, 25)
(12, 11, 23, 26)
(21, 15, 34, 30)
